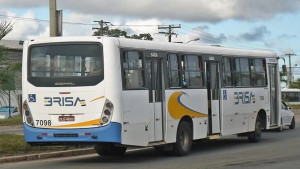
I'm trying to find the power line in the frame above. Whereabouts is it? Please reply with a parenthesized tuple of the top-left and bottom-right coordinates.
(0, 14, 162, 27)
(93, 20, 111, 36)
(158, 24, 181, 42)
(181, 24, 300, 54)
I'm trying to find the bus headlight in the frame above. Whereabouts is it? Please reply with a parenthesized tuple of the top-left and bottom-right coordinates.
(23, 101, 35, 127)
(100, 99, 113, 126)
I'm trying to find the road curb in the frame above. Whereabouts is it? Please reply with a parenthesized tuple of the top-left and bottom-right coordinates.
(0, 148, 95, 163)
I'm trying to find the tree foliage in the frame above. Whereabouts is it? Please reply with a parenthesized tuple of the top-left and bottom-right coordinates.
(0, 20, 19, 91)
(280, 71, 287, 83)
(93, 27, 153, 40)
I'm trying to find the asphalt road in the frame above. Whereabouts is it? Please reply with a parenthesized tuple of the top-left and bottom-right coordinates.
(1, 111, 300, 169)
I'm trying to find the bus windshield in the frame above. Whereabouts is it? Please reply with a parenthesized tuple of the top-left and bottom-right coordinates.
(28, 43, 103, 87)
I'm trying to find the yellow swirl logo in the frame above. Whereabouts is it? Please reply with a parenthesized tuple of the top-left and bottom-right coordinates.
(168, 92, 207, 119)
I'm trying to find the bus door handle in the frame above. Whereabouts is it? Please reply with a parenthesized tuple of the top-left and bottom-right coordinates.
(235, 112, 239, 115)
(156, 118, 160, 121)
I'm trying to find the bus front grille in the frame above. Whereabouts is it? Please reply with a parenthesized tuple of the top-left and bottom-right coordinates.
(54, 133, 78, 137)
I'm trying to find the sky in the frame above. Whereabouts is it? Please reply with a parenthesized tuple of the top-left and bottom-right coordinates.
(0, 0, 300, 75)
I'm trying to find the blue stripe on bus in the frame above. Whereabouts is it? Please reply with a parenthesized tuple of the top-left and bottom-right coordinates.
(23, 122, 121, 143)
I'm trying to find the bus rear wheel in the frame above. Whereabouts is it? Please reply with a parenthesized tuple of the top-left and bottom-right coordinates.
(173, 121, 192, 156)
(94, 143, 127, 156)
(248, 118, 262, 143)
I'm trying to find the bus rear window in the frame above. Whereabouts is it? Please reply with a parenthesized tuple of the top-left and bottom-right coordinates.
(28, 43, 103, 87)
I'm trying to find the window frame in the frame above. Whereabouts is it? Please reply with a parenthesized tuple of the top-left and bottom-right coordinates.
(222, 57, 234, 87)
(121, 50, 146, 90)
(251, 58, 267, 87)
(233, 57, 252, 87)
(181, 54, 205, 89)
(27, 42, 104, 87)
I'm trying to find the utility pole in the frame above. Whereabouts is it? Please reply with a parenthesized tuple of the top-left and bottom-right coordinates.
(158, 24, 181, 42)
(49, 0, 62, 37)
(285, 51, 295, 88)
(93, 20, 111, 36)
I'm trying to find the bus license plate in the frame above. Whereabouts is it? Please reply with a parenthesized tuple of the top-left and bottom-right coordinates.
(59, 116, 75, 122)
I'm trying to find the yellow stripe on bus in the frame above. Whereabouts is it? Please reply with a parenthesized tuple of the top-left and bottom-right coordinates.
(49, 119, 100, 128)
(168, 91, 207, 119)
(90, 96, 105, 102)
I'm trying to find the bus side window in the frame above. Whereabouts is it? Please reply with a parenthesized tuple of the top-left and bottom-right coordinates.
(123, 51, 145, 89)
(182, 55, 203, 88)
(233, 58, 250, 87)
(167, 54, 181, 88)
(222, 57, 233, 87)
(252, 58, 266, 87)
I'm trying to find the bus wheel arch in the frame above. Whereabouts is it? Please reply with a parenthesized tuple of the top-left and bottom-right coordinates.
(248, 110, 265, 143)
(257, 109, 267, 129)
(173, 116, 193, 156)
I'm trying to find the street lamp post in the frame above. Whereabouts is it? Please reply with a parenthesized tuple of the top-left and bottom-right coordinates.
(186, 38, 200, 43)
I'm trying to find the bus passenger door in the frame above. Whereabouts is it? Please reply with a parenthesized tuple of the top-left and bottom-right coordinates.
(146, 58, 164, 142)
(206, 61, 221, 135)
(269, 64, 278, 126)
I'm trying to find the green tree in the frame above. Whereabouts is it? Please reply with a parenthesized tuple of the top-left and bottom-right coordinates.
(280, 71, 287, 83)
(0, 21, 21, 117)
(0, 21, 13, 40)
(93, 27, 153, 40)
(0, 21, 19, 91)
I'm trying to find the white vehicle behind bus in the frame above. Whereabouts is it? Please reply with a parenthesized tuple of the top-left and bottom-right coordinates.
(278, 101, 296, 131)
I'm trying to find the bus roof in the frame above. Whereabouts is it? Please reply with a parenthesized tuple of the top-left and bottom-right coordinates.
(25, 36, 277, 58)
(117, 37, 277, 58)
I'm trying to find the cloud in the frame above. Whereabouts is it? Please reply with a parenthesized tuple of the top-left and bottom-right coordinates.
(278, 34, 297, 39)
(1, 0, 300, 22)
(188, 26, 227, 44)
(3, 11, 48, 40)
(62, 12, 95, 36)
(239, 26, 270, 41)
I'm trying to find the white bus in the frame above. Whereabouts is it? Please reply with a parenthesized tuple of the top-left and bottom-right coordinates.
(281, 88, 300, 104)
(22, 36, 280, 156)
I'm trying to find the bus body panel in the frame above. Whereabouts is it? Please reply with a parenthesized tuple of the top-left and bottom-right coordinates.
(22, 36, 281, 148)
(23, 122, 121, 143)
(221, 87, 268, 135)
(165, 89, 209, 143)
(122, 90, 149, 146)
(22, 37, 124, 143)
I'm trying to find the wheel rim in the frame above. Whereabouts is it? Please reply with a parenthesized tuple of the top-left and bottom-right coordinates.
(255, 122, 261, 138)
(180, 130, 189, 150)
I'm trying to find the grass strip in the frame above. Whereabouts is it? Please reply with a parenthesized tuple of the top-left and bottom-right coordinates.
(0, 134, 92, 157)
(0, 116, 23, 126)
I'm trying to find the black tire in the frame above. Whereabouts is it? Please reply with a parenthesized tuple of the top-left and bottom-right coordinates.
(289, 117, 296, 129)
(248, 118, 262, 143)
(94, 143, 127, 156)
(173, 121, 192, 156)
(154, 144, 173, 155)
(276, 118, 283, 132)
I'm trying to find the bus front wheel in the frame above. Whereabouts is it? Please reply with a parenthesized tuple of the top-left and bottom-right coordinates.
(173, 121, 192, 156)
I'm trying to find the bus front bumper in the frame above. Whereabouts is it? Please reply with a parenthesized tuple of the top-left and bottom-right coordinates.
(23, 122, 121, 144)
